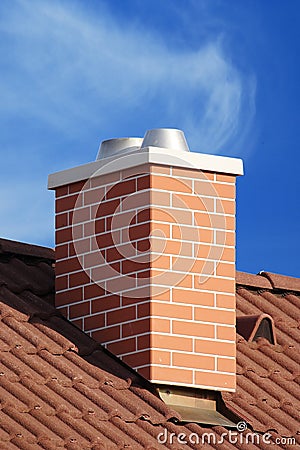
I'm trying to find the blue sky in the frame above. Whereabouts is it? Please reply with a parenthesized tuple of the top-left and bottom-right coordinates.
(0, 0, 299, 277)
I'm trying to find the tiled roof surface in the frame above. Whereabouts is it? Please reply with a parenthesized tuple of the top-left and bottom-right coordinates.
(0, 238, 299, 449)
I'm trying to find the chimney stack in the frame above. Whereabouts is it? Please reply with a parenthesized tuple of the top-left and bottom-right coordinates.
(49, 128, 243, 392)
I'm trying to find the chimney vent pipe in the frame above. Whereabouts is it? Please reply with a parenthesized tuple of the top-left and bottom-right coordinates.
(141, 128, 189, 153)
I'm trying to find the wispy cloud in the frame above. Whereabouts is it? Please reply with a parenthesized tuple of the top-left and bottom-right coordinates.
(0, 0, 256, 245)
(0, 0, 255, 154)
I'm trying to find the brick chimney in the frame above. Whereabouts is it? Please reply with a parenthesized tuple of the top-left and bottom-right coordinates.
(48, 128, 243, 392)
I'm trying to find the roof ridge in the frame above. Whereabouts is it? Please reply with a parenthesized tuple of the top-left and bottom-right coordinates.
(0, 238, 54, 261)
(259, 271, 300, 292)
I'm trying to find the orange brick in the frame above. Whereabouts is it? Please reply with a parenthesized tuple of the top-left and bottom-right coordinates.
(172, 320, 214, 338)
(151, 270, 192, 288)
(194, 307, 235, 325)
(217, 326, 235, 341)
(151, 175, 192, 193)
(92, 295, 120, 313)
(107, 337, 136, 355)
(172, 289, 214, 306)
(216, 174, 235, 183)
(151, 286, 170, 301)
(221, 247, 235, 262)
(216, 294, 235, 309)
(137, 174, 151, 190)
(106, 275, 136, 294)
(216, 230, 235, 246)
(213, 182, 235, 199)
(69, 180, 87, 194)
(217, 357, 235, 373)
(137, 333, 150, 350)
(151, 190, 170, 206)
(123, 190, 150, 210)
(136, 209, 151, 223)
(137, 302, 150, 318)
(122, 318, 150, 338)
(172, 193, 214, 212)
(151, 222, 170, 239)
(194, 276, 235, 293)
(56, 244, 68, 259)
(151, 165, 171, 175)
(216, 262, 235, 278)
(107, 306, 136, 326)
(55, 275, 68, 292)
(151, 254, 170, 270)
(121, 163, 151, 179)
(151, 318, 170, 333)
(136, 238, 151, 252)
(171, 257, 214, 277)
(71, 318, 83, 329)
(84, 187, 105, 205)
(127, 223, 150, 241)
(172, 224, 199, 241)
(151, 207, 192, 225)
(195, 371, 235, 390)
(150, 365, 193, 385)
(151, 350, 171, 365)
(151, 334, 193, 352)
(55, 185, 68, 197)
(151, 302, 192, 320)
(216, 199, 235, 215)
(92, 325, 120, 343)
(55, 212, 68, 229)
(56, 227, 72, 245)
(194, 211, 214, 228)
(84, 313, 105, 331)
(151, 239, 192, 257)
(196, 214, 228, 231)
(195, 339, 235, 357)
(122, 350, 150, 368)
(90, 171, 120, 188)
(55, 287, 82, 306)
(196, 243, 235, 262)
(55, 257, 82, 276)
(69, 270, 91, 288)
(121, 286, 151, 305)
(199, 229, 213, 244)
(194, 180, 218, 197)
(173, 353, 215, 370)
(138, 367, 150, 378)
(172, 167, 214, 181)
(56, 194, 81, 213)
(69, 301, 90, 319)
(121, 259, 150, 275)
(55, 287, 83, 307)
(105, 179, 136, 200)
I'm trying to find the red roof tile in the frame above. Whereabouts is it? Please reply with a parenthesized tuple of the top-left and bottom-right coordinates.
(0, 239, 299, 448)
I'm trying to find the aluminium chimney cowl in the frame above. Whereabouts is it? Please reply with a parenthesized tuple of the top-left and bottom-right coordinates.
(141, 128, 190, 153)
(96, 137, 143, 160)
(96, 129, 190, 160)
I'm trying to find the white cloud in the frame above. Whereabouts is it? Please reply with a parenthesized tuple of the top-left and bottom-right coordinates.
(0, 0, 255, 155)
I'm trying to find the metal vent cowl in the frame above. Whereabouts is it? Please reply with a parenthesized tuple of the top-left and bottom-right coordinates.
(96, 128, 190, 160)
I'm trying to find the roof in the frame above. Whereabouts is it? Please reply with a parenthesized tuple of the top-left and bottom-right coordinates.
(0, 238, 299, 449)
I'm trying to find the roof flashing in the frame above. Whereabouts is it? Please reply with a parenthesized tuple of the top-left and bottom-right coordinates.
(157, 386, 238, 428)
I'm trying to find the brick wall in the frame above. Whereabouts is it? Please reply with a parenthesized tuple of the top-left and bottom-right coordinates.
(54, 163, 236, 391)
